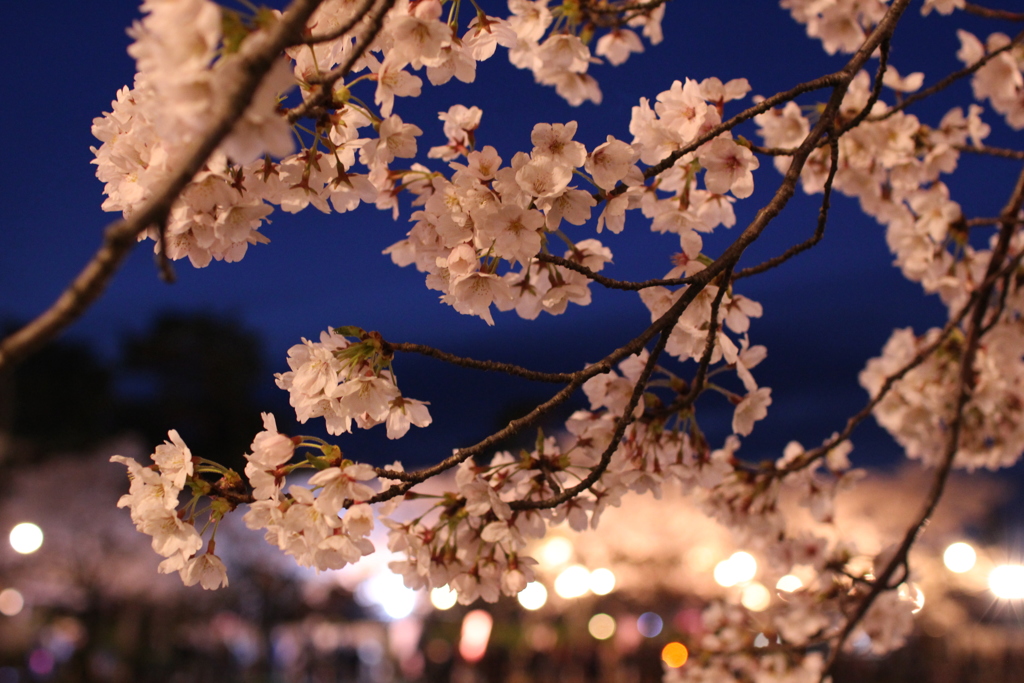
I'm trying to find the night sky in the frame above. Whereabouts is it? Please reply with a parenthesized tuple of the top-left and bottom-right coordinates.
(2, 0, 1022, 501)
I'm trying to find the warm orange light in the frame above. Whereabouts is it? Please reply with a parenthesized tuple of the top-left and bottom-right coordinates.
(661, 642, 689, 668)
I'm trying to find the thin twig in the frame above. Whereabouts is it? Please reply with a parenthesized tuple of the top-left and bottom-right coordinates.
(287, 0, 396, 123)
(964, 3, 1024, 21)
(871, 29, 1024, 122)
(736, 133, 839, 279)
(955, 143, 1024, 161)
(535, 253, 694, 290)
(383, 341, 581, 383)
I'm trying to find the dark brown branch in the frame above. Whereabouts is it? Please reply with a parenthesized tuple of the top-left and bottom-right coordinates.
(966, 215, 1024, 226)
(383, 341, 581, 383)
(964, 3, 1024, 21)
(678, 268, 733, 409)
(736, 133, 840, 280)
(535, 253, 694, 290)
(955, 143, 1024, 161)
(0, 0, 327, 373)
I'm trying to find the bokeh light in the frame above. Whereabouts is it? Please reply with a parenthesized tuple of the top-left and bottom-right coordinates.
(430, 586, 458, 610)
(943, 542, 977, 573)
(517, 582, 548, 611)
(459, 610, 493, 662)
(539, 537, 573, 568)
(637, 612, 663, 638)
(0, 589, 24, 617)
(356, 572, 417, 620)
(898, 582, 925, 613)
(589, 568, 616, 595)
(588, 613, 616, 640)
(776, 574, 803, 592)
(741, 582, 771, 611)
(989, 564, 1024, 600)
(662, 642, 689, 668)
(554, 564, 591, 599)
(713, 551, 757, 587)
(9, 523, 43, 555)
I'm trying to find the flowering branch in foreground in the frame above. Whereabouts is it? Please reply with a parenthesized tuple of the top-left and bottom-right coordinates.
(4, 0, 1023, 680)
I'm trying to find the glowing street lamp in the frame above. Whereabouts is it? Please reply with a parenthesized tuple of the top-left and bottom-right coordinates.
(9, 523, 43, 555)
(989, 564, 1024, 600)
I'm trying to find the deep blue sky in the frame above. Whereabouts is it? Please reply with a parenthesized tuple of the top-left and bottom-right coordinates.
(1, 1, 1022, 477)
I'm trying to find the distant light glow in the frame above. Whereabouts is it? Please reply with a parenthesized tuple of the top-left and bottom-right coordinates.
(776, 575, 803, 592)
(754, 633, 770, 648)
(554, 565, 591, 599)
(517, 582, 548, 611)
(662, 642, 689, 668)
(430, 586, 458, 611)
(741, 582, 771, 612)
(589, 568, 616, 595)
(540, 537, 573, 568)
(588, 613, 616, 640)
(637, 612, 663, 638)
(989, 565, 1024, 600)
(0, 589, 24, 617)
(898, 582, 925, 614)
(357, 572, 417, 620)
(943, 542, 977, 574)
(9, 523, 43, 554)
(459, 610, 493, 662)
(713, 551, 757, 587)
(28, 649, 54, 676)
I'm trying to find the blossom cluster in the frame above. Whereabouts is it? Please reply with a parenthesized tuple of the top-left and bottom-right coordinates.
(90, 0, 666, 269)
(110, 431, 230, 590)
(273, 327, 432, 437)
(241, 413, 379, 571)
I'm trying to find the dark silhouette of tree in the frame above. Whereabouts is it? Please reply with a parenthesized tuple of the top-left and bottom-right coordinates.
(117, 312, 264, 472)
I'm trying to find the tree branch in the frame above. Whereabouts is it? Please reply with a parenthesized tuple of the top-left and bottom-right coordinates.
(0, 0, 327, 373)
(820, 163, 1024, 681)
(964, 3, 1024, 21)
(534, 253, 694, 290)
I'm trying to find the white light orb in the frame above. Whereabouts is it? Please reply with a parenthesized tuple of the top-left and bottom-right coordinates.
(540, 537, 573, 568)
(589, 568, 616, 596)
(730, 552, 757, 583)
(776, 575, 803, 592)
(517, 582, 548, 611)
(989, 564, 1024, 600)
(356, 572, 417, 620)
(943, 542, 977, 574)
(741, 582, 771, 612)
(0, 589, 24, 617)
(430, 586, 459, 611)
(588, 613, 616, 640)
(9, 523, 43, 555)
(713, 551, 758, 587)
(554, 564, 591, 599)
